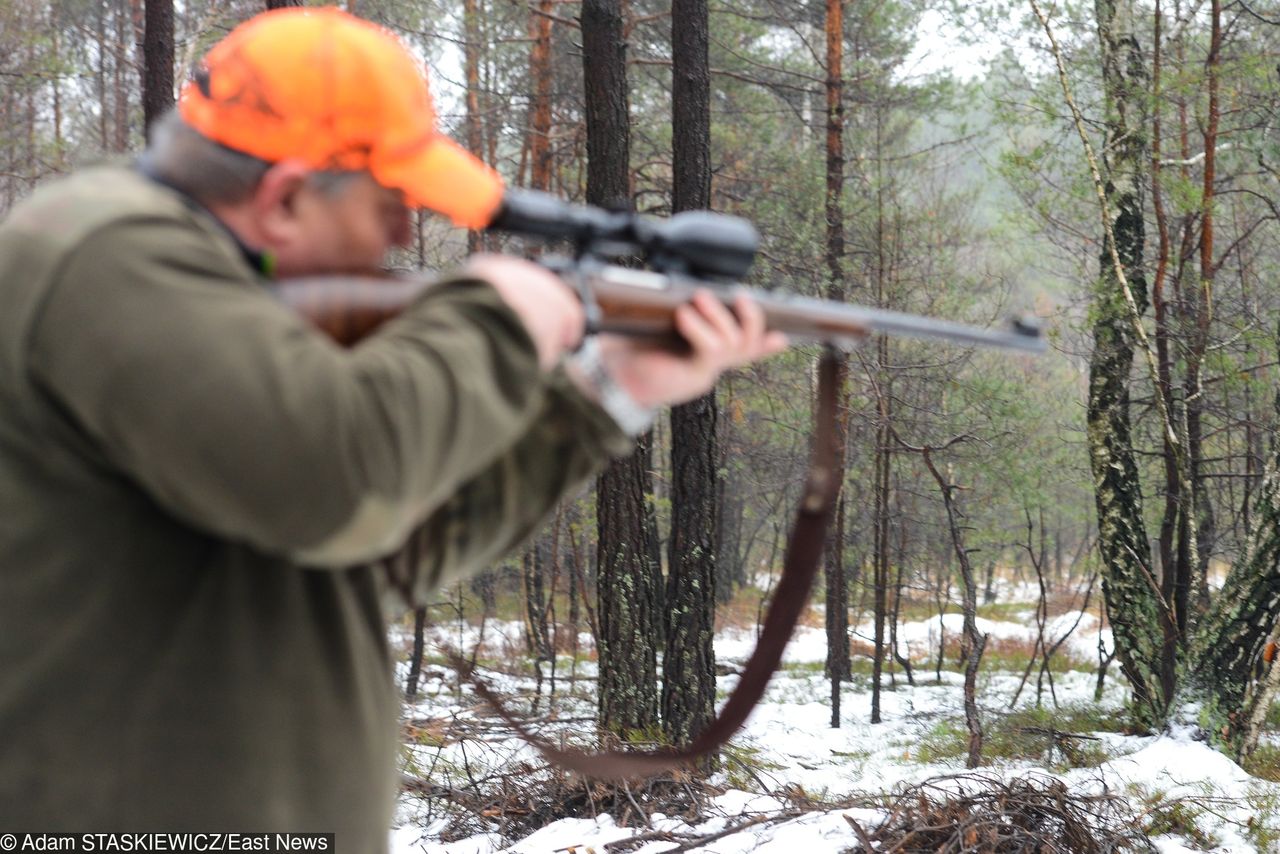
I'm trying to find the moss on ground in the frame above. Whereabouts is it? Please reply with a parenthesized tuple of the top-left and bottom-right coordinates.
(916, 704, 1128, 769)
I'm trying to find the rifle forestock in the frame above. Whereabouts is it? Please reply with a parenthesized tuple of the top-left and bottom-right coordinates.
(271, 268, 1046, 354)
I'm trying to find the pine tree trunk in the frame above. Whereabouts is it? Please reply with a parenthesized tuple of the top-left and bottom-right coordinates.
(666, 396, 718, 748)
(112, 0, 130, 152)
(664, 0, 717, 752)
(25, 34, 36, 191)
(825, 495, 849, 726)
(142, 0, 174, 139)
(1186, 0, 1221, 614)
(2, 78, 12, 212)
(596, 438, 662, 735)
(871, 373, 890, 723)
(582, 0, 630, 212)
(523, 540, 552, 661)
(97, 1, 109, 152)
(869, 107, 892, 717)
(822, 0, 851, 727)
(527, 0, 554, 192)
(463, 0, 484, 254)
(50, 8, 65, 171)
(405, 607, 428, 699)
(584, 0, 662, 738)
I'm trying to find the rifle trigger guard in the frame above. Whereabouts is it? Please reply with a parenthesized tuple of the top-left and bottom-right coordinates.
(537, 255, 601, 347)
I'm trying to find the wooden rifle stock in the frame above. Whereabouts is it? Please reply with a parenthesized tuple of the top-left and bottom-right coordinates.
(271, 267, 1046, 354)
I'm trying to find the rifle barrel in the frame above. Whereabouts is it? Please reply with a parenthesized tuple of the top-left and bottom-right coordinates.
(271, 270, 1046, 355)
(589, 269, 1046, 354)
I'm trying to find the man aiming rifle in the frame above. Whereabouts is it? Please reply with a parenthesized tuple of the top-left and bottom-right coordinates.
(0, 1, 1050, 843)
(0, 7, 784, 849)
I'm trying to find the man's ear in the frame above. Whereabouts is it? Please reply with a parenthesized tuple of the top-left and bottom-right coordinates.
(251, 160, 313, 245)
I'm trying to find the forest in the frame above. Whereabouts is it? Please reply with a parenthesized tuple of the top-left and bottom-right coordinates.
(5, 0, 1280, 849)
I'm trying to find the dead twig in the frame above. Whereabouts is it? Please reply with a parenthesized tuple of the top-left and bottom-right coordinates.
(843, 772, 1157, 853)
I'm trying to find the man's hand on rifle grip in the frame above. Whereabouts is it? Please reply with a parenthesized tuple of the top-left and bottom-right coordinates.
(463, 254, 585, 372)
(462, 255, 786, 410)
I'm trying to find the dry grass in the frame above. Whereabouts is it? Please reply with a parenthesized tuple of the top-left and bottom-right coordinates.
(713, 585, 776, 632)
(980, 634, 1094, 672)
(709, 582, 833, 632)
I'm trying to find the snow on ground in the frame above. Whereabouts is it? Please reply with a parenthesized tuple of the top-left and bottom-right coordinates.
(389, 600, 1276, 853)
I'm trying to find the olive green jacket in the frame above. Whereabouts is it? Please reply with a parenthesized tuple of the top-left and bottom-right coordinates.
(0, 166, 630, 849)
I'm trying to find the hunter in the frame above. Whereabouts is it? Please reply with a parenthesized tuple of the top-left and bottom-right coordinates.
(0, 7, 784, 849)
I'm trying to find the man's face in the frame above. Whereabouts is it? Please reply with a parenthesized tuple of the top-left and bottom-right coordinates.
(270, 171, 412, 277)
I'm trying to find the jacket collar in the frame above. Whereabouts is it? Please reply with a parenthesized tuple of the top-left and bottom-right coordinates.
(134, 154, 275, 278)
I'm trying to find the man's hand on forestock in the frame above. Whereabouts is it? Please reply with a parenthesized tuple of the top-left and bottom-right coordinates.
(598, 290, 789, 409)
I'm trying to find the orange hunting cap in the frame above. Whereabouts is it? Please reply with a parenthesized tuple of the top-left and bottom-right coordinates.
(179, 6, 503, 229)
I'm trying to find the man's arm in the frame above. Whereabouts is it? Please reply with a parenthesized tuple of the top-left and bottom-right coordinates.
(380, 368, 631, 607)
(376, 289, 789, 607)
(26, 218, 558, 566)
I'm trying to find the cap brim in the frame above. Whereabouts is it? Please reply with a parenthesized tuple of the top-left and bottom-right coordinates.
(376, 136, 504, 230)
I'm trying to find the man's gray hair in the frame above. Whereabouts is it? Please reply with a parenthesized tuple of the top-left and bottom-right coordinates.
(145, 108, 363, 205)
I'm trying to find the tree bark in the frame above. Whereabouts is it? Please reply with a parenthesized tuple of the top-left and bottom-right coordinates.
(1191, 382, 1280, 757)
(825, 493, 849, 726)
(1149, 0, 1185, 710)
(142, 0, 174, 139)
(50, 7, 65, 171)
(112, 0, 130, 152)
(405, 607, 428, 699)
(871, 368, 890, 724)
(463, 0, 484, 254)
(665, 395, 718, 749)
(596, 437, 662, 735)
(822, 0, 851, 728)
(1185, 0, 1221, 614)
(664, 0, 718, 753)
(584, 0, 662, 738)
(1086, 0, 1166, 729)
(97, 1, 109, 151)
(523, 540, 552, 662)
(869, 102, 892, 721)
(527, 0, 555, 192)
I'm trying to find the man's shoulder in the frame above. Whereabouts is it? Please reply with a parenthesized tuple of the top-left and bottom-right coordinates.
(1, 163, 252, 297)
(2, 164, 194, 248)
(0, 163, 255, 388)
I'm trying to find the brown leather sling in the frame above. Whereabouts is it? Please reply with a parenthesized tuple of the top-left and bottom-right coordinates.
(449, 350, 843, 779)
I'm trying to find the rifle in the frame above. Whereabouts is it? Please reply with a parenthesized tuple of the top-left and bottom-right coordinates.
(272, 190, 1044, 779)
(274, 189, 1046, 355)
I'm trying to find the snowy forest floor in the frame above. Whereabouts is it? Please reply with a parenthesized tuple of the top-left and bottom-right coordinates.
(387, 581, 1280, 853)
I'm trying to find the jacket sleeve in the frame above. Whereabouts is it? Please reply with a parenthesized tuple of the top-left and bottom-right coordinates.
(381, 367, 634, 609)
(25, 216, 578, 567)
